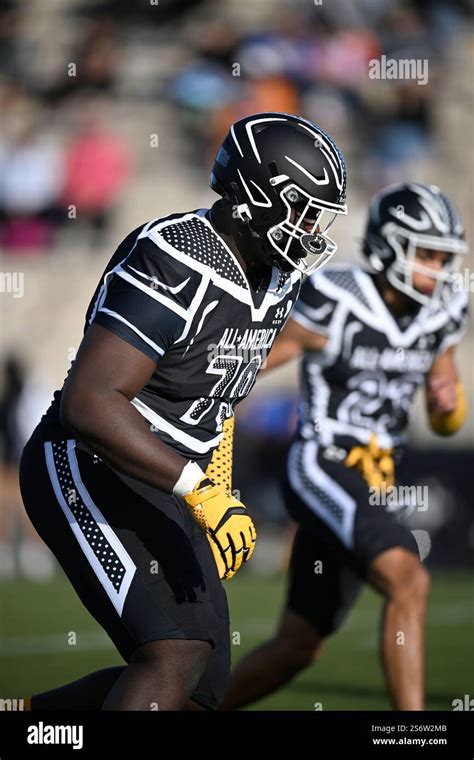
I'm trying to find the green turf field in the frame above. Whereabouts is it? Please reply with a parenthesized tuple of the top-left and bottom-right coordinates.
(1, 570, 472, 710)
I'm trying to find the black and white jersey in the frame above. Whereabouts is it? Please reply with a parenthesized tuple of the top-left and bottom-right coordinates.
(292, 264, 468, 450)
(43, 210, 301, 467)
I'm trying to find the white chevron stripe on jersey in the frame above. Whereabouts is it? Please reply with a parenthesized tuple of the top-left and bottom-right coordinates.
(131, 397, 224, 454)
(115, 267, 190, 321)
(44, 440, 136, 617)
(288, 439, 356, 548)
(358, 269, 458, 346)
(147, 215, 250, 301)
(292, 309, 327, 335)
(309, 266, 459, 349)
(97, 308, 165, 356)
(88, 218, 163, 326)
(148, 212, 301, 322)
(182, 299, 219, 357)
(175, 273, 211, 343)
(294, 300, 334, 329)
(126, 265, 190, 294)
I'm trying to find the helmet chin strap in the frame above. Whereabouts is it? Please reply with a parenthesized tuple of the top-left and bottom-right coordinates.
(232, 215, 273, 270)
(263, 232, 301, 271)
(245, 217, 300, 271)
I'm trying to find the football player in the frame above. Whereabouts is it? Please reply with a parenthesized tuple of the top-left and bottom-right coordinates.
(16, 113, 347, 711)
(221, 183, 469, 711)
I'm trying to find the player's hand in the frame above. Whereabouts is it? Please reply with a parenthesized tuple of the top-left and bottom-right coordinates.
(183, 477, 257, 580)
(426, 375, 457, 415)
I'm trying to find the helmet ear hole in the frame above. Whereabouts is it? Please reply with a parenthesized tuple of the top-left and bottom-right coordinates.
(230, 181, 241, 202)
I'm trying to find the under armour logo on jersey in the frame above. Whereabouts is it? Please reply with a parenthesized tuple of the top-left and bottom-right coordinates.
(273, 305, 287, 325)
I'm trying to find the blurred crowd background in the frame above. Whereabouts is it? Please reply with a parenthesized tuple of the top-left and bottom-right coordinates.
(1, 0, 473, 579)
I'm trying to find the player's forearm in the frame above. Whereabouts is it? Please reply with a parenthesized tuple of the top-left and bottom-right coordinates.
(262, 341, 301, 373)
(60, 389, 188, 493)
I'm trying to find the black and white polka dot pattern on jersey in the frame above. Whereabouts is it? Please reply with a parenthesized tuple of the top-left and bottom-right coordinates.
(160, 218, 247, 287)
(213, 357, 236, 392)
(188, 396, 213, 422)
(296, 443, 344, 525)
(52, 441, 126, 593)
(324, 270, 371, 310)
(193, 398, 210, 415)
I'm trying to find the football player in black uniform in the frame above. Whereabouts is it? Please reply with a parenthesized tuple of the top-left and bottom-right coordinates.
(17, 113, 347, 711)
(222, 183, 468, 711)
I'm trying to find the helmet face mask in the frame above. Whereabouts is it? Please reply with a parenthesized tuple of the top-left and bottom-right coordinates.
(210, 112, 347, 276)
(265, 183, 346, 275)
(364, 183, 468, 307)
(382, 225, 467, 306)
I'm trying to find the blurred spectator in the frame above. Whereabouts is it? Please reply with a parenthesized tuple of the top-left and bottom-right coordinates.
(206, 75, 301, 164)
(0, 101, 63, 253)
(164, 0, 470, 191)
(0, 3, 22, 82)
(47, 18, 121, 102)
(59, 98, 131, 245)
(0, 354, 55, 580)
(0, 353, 51, 465)
(0, 355, 26, 467)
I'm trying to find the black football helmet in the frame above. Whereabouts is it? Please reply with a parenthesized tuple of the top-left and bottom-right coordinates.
(210, 112, 347, 275)
(363, 183, 468, 305)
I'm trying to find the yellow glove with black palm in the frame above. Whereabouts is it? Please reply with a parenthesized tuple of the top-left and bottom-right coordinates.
(183, 475, 257, 580)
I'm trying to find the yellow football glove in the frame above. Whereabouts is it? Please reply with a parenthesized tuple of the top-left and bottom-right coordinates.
(183, 476, 257, 580)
